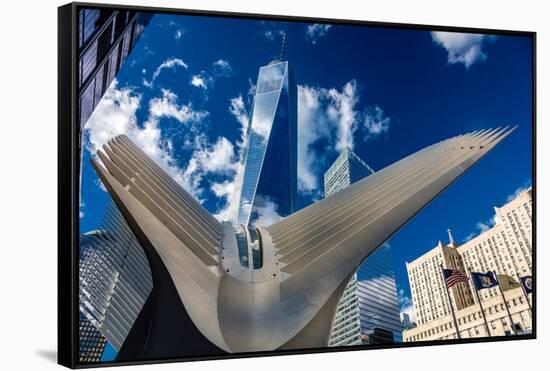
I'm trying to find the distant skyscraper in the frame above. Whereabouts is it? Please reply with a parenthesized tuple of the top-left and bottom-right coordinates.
(401, 313, 416, 330)
(232, 38, 297, 227)
(78, 312, 107, 363)
(325, 149, 402, 345)
(79, 202, 153, 352)
(78, 8, 153, 129)
(323, 148, 374, 198)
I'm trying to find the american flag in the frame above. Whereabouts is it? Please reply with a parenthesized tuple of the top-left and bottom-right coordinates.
(443, 268, 469, 288)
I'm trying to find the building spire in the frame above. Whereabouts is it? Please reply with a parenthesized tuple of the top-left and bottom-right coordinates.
(279, 31, 286, 61)
(447, 228, 455, 245)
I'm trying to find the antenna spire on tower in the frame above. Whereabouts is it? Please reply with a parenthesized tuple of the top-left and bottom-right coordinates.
(447, 228, 455, 245)
(280, 31, 286, 61)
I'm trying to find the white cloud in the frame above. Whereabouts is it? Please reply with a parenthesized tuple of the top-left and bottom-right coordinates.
(363, 106, 391, 140)
(264, 30, 275, 41)
(143, 58, 188, 87)
(249, 197, 284, 228)
(95, 178, 107, 192)
(327, 80, 359, 152)
(297, 85, 330, 193)
(229, 95, 250, 150)
(398, 289, 417, 324)
(211, 179, 235, 200)
(190, 75, 207, 89)
(148, 89, 208, 124)
(212, 59, 233, 76)
(85, 80, 206, 195)
(79, 200, 86, 219)
(247, 78, 257, 98)
(263, 29, 284, 41)
(296, 81, 359, 193)
(182, 136, 239, 202)
(211, 179, 238, 222)
(188, 60, 233, 91)
(306, 24, 332, 44)
(174, 29, 184, 40)
(431, 32, 495, 68)
(506, 179, 532, 202)
(296, 81, 391, 195)
(463, 216, 497, 242)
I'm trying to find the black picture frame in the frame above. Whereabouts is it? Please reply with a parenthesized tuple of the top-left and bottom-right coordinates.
(58, 2, 537, 369)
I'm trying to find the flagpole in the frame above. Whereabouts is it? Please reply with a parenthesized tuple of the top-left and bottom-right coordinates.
(520, 278, 533, 315)
(440, 265, 461, 340)
(495, 271, 516, 335)
(509, 260, 533, 318)
(467, 266, 491, 337)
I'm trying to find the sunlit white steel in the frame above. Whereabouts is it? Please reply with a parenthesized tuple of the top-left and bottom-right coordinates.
(91, 127, 516, 353)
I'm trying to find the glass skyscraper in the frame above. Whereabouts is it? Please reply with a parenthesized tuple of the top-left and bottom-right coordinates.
(324, 149, 403, 345)
(79, 202, 153, 353)
(79, 312, 107, 363)
(79, 8, 153, 129)
(357, 244, 403, 342)
(233, 58, 297, 228)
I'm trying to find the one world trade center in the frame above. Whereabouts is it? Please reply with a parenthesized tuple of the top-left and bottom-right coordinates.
(232, 35, 298, 227)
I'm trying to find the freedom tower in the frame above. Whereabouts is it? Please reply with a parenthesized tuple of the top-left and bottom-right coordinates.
(233, 33, 297, 227)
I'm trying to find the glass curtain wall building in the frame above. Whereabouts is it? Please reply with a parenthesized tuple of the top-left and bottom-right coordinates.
(325, 149, 403, 345)
(79, 8, 153, 129)
(79, 313, 107, 363)
(357, 244, 403, 342)
(79, 202, 153, 353)
(232, 58, 298, 228)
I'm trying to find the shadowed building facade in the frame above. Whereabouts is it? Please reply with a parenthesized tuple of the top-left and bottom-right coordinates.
(91, 127, 515, 359)
(79, 8, 153, 129)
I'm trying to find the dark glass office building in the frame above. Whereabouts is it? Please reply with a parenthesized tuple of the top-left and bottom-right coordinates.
(78, 8, 153, 129)
(233, 58, 298, 227)
(324, 149, 403, 344)
(357, 244, 403, 342)
(78, 312, 107, 363)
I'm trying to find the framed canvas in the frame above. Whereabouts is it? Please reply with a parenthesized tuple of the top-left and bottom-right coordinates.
(58, 2, 536, 368)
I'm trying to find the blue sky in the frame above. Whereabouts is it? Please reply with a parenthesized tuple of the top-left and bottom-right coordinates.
(79, 12, 533, 325)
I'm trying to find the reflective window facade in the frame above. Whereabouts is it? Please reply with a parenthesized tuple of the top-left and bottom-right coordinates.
(234, 61, 297, 227)
(78, 9, 153, 129)
(325, 149, 403, 344)
(79, 202, 153, 352)
(357, 244, 403, 342)
(78, 312, 107, 363)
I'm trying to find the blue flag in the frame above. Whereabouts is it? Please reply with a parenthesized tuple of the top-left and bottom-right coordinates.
(520, 276, 533, 294)
(471, 271, 498, 290)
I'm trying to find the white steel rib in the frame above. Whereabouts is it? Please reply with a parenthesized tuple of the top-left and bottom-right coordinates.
(91, 127, 516, 354)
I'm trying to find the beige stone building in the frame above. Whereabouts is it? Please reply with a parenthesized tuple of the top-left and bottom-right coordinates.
(406, 241, 474, 326)
(458, 188, 533, 302)
(403, 287, 532, 341)
(404, 188, 533, 341)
